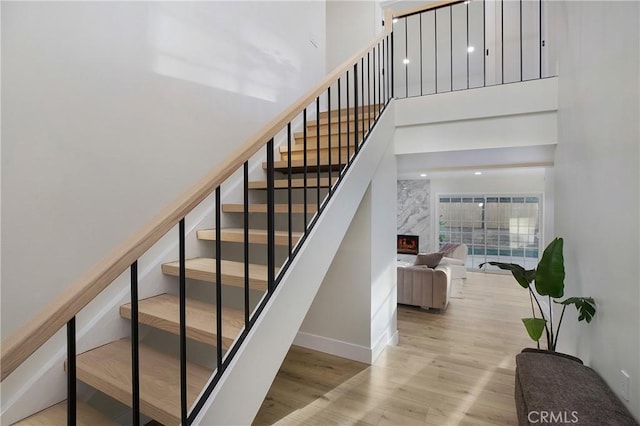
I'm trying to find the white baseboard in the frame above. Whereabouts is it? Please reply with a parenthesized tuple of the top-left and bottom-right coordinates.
(293, 331, 374, 364)
(294, 327, 399, 365)
(371, 328, 399, 363)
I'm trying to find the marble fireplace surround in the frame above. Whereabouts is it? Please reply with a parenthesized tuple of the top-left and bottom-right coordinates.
(397, 179, 431, 261)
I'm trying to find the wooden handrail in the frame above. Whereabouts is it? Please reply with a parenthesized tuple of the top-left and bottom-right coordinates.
(393, 0, 463, 19)
(0, 14, 393, 382)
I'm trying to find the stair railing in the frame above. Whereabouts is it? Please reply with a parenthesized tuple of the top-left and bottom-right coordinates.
(392, 0, 553, 98)
(1, 12, 393, 426)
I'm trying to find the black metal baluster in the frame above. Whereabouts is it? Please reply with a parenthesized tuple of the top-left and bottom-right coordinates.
(501, 0, 504, 84)
(130, 262, 140, 426)
(520, 0, 523, 81)
(338, 78, 342, 174)
(266, 139, 275, 292)
(315, 97, 321, 211)
(404, 19, 408, 97)
(450, 6, 453, 92)
(420, 14, 423, 95)
(467, 1, 470, 89)
(378, 42, 382, 112)
(215, 188, 222, 367)
(179, 218, 187, 425)
(391, 31, 395, 98)
(539, 0, 542, 78)
(354, 63, 359, 155)
(303, 108, 308, 230)
(287, 124, 293, 256)
(484, 0, 486, 87)
(383, 37, 387, 102)
(360, 58, 365, 142)
(346, 70, 351, 164)
(243, 162, 250, 327)
(389, 34, 392, 101)
(367, 51, 371, 132)
(67, 317, 76, 426)
(327, 87, 332, 196)
(373, 46, 377, 113)
(435, 10, 438, 93)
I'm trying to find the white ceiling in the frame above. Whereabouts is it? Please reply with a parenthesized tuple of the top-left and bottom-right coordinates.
(395, 144, 555, 180)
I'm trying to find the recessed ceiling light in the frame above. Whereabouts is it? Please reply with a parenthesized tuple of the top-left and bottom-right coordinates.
(467, 46, 475, 53)
(393, 18, 399, 24)
(420, 173, 427, 177)
(403, 58, 410, 65)
(464, 0, 471, 4)
(474, 171, 482, 175)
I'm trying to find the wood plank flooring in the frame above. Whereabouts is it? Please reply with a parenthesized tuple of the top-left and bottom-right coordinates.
(253, 272, 534, 426)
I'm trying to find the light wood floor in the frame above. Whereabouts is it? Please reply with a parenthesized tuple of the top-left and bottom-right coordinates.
(253, 272, 533, 426)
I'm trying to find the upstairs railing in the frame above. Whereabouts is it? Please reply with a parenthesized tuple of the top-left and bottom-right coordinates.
(1, 12, 393, 426)
(393, 0, 552, 98)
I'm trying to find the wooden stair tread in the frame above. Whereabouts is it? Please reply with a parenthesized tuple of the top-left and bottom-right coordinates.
(14, 400, 118, 426)
(73, 339, 211, 426)
(120, 293, 243, 348)
(248, 177, 337, 190)
(197, 228, 302, 246)
(162, 258, 276, 291)
(222, 203, 317, 214)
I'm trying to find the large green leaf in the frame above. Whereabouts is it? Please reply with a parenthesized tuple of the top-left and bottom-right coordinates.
(479, 262, 534, 289)
(556, 297, 597, 323)
(535, 237, 565, 298)
(522, 318, 547, 342)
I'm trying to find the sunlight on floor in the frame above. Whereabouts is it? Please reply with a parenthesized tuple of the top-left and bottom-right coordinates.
(254, 272, 533, 425)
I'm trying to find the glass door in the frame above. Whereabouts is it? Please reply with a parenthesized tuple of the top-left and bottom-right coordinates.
(439, 194, 541, 270)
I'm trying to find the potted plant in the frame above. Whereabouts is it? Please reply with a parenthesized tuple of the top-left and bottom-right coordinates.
(480, 237, 596, 351)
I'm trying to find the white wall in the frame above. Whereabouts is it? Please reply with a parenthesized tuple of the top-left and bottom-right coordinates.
(1, 1, 326, 338)
(297, 188, 374, 355)
(295, 103, 398, 364)
(369, 135, 399, 359)
(552, 1, 640, 419)
(394, 77, 558, 154)
(326, 0, 382, 72)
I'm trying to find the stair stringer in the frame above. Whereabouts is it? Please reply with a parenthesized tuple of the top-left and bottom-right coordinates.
(193, 101, 396, 426)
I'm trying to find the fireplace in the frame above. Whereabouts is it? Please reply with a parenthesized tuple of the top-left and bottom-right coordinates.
(397, 234, 419, 255)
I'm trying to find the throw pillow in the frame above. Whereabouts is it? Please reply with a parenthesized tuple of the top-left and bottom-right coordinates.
(440, 243, 460, 257)
(414, 252, 444, 268)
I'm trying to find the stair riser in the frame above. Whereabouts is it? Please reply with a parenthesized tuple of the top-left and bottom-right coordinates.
(292, 133, 362, 149)
(281, 147, 354, 163)
(222, 204, 318, 214)
(197, 231, 301, 246)
(248, 178, 338, 190)
(318, 104, 382, 120)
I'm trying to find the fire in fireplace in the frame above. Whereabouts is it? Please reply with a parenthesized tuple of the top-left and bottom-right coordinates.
(397, 234, 419, 255)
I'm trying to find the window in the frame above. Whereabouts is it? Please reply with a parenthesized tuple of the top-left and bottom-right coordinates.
(439, 195, 541, 270)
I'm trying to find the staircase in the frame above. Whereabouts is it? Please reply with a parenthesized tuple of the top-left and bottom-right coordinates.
(13, 105, 387, 425)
